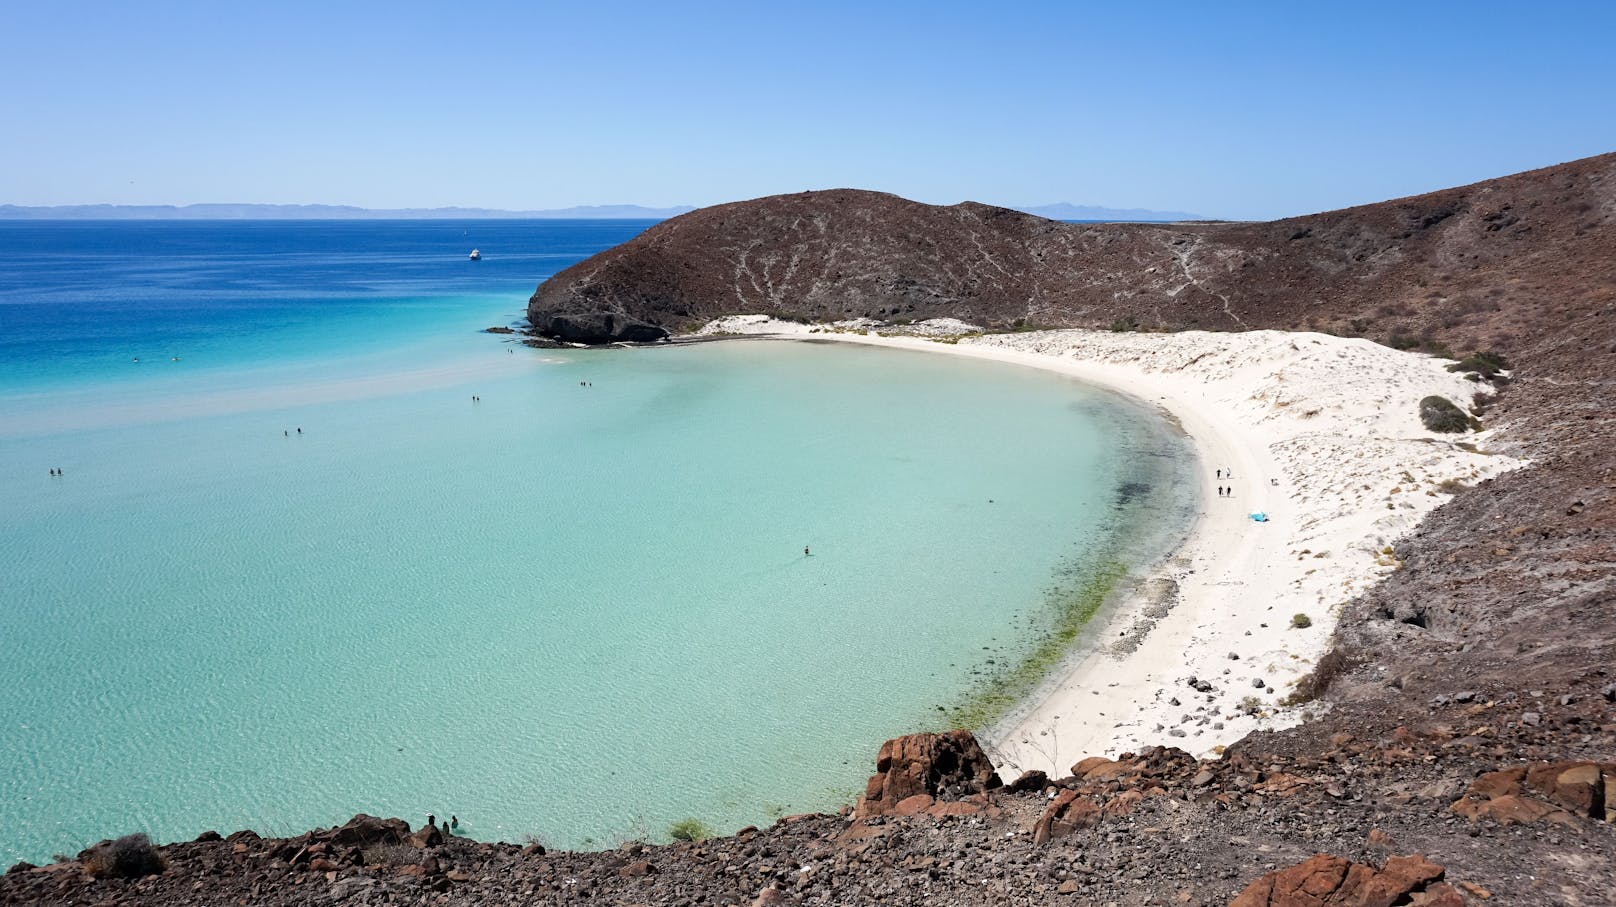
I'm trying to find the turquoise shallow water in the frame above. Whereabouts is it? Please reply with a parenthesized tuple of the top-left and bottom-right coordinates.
(0, 224, 1192, 864)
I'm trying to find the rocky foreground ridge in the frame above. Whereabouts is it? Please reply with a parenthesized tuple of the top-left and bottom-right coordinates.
(6, 156, 1613, 904)
(6, 715, 1613, 905)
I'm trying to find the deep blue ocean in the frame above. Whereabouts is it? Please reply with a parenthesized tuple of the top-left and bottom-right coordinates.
(0, 220, 1192, 864)
(0, 220, 651, 392)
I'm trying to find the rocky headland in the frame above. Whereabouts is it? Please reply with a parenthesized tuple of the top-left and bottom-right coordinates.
(7, 155, 1613, 904)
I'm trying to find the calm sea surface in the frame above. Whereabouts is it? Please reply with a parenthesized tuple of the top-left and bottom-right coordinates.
(0, 221, 1192, 863)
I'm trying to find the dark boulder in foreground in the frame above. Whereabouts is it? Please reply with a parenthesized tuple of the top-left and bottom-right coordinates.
(855, 730, 1002, 818)
(529, 310, 669, 344)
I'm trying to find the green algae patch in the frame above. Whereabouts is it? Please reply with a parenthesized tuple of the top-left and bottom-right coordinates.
(940, 559, 1129, 731)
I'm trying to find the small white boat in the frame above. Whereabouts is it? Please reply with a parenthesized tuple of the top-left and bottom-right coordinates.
(469, 249, 481, 261)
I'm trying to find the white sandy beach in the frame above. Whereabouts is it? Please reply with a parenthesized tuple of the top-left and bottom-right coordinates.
(698, 315, 1524, 777)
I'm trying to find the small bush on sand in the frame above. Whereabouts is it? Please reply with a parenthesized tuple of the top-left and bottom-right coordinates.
(1419, 395, 1478, 433)
(667, 819, 713, 843)
(83, 834, 165, 879)
(1290, 613, 1313, 629)
(1447, 350, 1511, 380)
(1282, 648, 1358, 706)
(1109, 316, 1140, 333)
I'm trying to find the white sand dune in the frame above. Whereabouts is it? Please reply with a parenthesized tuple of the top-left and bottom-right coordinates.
(698, 316, 1524, 776)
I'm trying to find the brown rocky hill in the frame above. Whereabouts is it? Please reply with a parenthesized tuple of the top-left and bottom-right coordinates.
(530, 152, 1616, 357)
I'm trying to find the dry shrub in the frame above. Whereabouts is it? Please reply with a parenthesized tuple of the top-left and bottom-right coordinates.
(1283, 648, 1358, 707)
(83, 834, 165, 879)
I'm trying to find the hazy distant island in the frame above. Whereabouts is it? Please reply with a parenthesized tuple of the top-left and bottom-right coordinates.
(0, 201, 1205, 222)
(0, 203, 701, 220)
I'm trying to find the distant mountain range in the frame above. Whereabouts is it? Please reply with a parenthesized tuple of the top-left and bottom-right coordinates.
(1006, 202, 1206, 222)
(0, 201, 1206, 222)
(0, 203, 699, 220)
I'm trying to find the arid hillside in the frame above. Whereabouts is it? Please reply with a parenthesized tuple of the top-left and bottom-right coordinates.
(530, 152, 1616, 359)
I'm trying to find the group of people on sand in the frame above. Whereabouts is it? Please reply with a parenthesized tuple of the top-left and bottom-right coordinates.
(1216, 466, 1235, 498)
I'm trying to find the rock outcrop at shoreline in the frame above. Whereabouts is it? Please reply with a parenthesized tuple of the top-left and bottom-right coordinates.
(10, 720, 1614, 904)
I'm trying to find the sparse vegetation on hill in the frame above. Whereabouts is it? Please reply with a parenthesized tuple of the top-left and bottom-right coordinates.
(1448, 350, 1512, 380)
(82, 834, 164, 879)
(1419, 395, 1479, 433)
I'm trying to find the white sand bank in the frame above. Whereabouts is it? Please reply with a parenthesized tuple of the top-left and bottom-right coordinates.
(697, 315, 1524, 775)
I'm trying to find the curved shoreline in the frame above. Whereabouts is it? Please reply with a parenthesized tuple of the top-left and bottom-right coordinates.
(697, 317, 1524, 776)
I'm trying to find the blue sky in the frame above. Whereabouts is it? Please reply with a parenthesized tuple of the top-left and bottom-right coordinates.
(2, 1, 1612, 220)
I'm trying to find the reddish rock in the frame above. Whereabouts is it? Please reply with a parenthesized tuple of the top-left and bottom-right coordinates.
(752, 886, 795, 906)
(1104, 788, 1146, 817)
(1451, 761, 1615, 825)
(1256, 773, 1310, 797)
(1230, 853, 1465, 906)
(1071, 756, 1113, 777)
(619, 860, 656, 877)
(1006, 769, 1050, 793)
(328, 814, 410, 848)
(854, 730, 1002, 818)
(1083, 760, 1139, 783)
(408, 823, 445, 849)
(1032, 790, 1103, 845)
(926, 799, 988, 818)
(892, 794, 935, 816)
